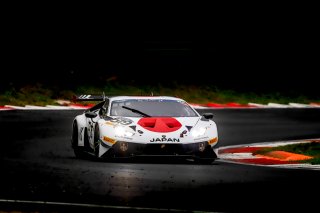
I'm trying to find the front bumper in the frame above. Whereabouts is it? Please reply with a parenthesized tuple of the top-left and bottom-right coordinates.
(104, 141, 217, 159)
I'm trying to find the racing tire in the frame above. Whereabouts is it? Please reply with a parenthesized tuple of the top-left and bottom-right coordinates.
(71, 122, 86, 159)
(93, 124, 100, 158)
(194, 146, 217, 164)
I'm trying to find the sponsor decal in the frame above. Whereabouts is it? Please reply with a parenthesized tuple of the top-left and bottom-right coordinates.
(105, 121, 114, 126)
(88, 122, 94, 139)
(150, 135, 180, 142)
(180, 130, 187, 138)
(208, 137, 218, 145)
(79, 127, 84, 140)
(102, 136, 116, 144)
(194, 136, 209, 141)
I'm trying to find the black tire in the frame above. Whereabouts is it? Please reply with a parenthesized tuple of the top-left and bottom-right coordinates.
(93, 124, 100, 157)
(194, 146, 217, 164)
(83, 128, 90, 150)
(71, 122, 86, 159)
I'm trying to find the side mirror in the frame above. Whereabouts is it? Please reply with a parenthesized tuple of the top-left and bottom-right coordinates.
(202, 113, 213, 119)
(85, 111, 97, 118)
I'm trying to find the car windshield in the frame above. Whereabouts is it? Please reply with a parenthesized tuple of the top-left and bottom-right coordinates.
(110, 99, 198, 117)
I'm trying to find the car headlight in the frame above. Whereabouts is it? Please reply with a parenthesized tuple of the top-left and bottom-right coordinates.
(114, 126, 134, 137)
(190, 127, 206, 138)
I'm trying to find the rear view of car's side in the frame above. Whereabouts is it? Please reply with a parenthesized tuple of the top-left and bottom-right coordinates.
(71, 95, 218, 164)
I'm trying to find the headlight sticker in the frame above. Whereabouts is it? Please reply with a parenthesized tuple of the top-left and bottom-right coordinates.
(208, 137, 218, 145)
(102, 136, 116, 144)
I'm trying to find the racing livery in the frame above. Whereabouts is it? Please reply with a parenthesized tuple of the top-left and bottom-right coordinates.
(71, 95, 219, 163)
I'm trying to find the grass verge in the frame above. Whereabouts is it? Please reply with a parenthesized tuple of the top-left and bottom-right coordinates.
(0, 84, 319, 106)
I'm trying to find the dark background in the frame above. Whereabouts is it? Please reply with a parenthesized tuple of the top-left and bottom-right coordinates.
(1, 7, 318, 97)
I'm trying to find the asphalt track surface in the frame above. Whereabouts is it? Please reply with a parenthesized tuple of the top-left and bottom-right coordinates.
(1, 109, 320, 212)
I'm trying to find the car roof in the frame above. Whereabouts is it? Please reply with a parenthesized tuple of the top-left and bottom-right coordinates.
(108, 96, 187, 102)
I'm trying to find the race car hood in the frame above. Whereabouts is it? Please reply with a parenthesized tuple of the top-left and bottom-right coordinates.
(100, 116, 218, 144)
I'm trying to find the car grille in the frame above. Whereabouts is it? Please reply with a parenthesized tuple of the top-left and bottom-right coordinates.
(111, 141, 209, 156)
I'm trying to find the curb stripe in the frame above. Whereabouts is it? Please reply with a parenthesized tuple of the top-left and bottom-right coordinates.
(267, 103, 291, 108)
(4, 105, 29, 109)
(0, 106, 14, 111)
(289, 103, 313, 108)
(25, 105, 53, 110)
(45, 105, 74, 109)
(248, 103, 269, 107)
(217, 139, 320, 170)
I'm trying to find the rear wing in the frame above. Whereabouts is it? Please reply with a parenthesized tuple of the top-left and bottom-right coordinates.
(73, 93, 106, 101)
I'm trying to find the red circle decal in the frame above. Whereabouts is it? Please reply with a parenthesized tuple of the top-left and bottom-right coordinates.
(138, 117, 182, 133)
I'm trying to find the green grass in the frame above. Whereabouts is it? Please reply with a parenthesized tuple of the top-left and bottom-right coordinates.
(0, 83, 319, 106)
(254, 142, 320, 164)
(0, 85, 57, 106)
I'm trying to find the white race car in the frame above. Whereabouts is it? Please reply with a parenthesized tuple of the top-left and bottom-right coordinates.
(71, 95, 218, 163)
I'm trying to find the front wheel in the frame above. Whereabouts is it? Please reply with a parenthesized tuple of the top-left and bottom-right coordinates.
(93, 124, 100, 157)
(194, 146, 217, 164)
